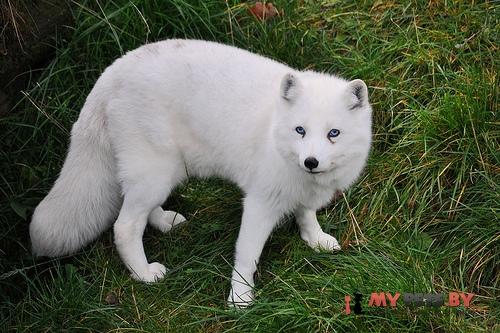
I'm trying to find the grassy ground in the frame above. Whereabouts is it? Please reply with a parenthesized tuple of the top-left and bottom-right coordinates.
(1, 0, 498, 332)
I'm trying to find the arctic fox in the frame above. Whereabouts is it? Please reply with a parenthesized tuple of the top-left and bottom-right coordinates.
(30, 39, 372, 307)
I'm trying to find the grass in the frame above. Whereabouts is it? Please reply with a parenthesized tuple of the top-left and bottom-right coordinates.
(1, 0, 498, 331)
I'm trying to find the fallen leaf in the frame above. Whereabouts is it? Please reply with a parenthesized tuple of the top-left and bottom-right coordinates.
(249, 2, 279, 21)
(104, 292, 119, 305)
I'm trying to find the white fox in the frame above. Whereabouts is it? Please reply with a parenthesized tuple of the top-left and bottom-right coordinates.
(30, 39, 372, 307)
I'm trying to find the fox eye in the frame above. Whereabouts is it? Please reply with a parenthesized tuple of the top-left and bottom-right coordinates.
(295, 126, 306, 136)
(327, 128, 340, 138)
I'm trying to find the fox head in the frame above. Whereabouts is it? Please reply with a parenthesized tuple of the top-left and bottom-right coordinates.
(272, 72, 372, 189)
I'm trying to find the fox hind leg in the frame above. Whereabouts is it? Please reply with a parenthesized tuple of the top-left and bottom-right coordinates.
(148, 207, 187, 233)
(113, 152, 186, 282)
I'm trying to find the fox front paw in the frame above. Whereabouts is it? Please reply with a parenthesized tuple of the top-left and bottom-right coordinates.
(130, 262, 167, 283)
(228, 285, 255, 309)
(303, 231, 341, 252)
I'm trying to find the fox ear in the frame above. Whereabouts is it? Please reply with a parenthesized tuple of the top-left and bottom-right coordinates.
(346, 79, 368, 110)
(280, 73, 301, 102)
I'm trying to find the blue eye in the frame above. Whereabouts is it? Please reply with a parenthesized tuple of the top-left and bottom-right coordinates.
(328, 128, 340, 138)
(295, 126, 306, 136)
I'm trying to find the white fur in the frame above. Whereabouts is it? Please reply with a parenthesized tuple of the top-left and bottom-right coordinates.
(30, 39, 372, 307)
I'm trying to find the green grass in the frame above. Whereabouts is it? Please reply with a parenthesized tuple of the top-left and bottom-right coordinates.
(1, 0, 498, 331)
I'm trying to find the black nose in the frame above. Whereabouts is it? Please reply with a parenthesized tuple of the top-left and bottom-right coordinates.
(304, 157, 319, 170)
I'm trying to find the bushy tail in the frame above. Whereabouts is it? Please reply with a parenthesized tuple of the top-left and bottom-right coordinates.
(30, 88, 121, 257)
